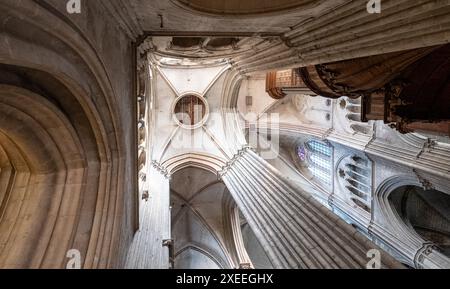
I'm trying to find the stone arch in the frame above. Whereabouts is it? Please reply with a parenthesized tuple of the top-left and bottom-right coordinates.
(174, 245, 224, 269)
(171, 0, 318, 16)
(162, 152, 227, 176)
(374, 175, 450, 268)
(0, 77, 120, 268)
(170, 166, 234, 269)
(0, 84, 90, 267)
(0, 1, 136, 268)
(222, 193, 256, 269)
(389, 186, 450, 258)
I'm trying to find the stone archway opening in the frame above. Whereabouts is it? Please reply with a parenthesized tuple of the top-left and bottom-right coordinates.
(389, 186, 450, 257)
(170, 167, 231, 269)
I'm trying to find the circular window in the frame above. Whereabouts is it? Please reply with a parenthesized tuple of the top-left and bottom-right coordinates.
(172, 94, 209, 129)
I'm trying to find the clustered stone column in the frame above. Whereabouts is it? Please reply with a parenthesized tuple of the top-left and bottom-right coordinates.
(230, 205, 254, 269)
(232, 0, 450, 74)
(220, 148, 404, 269)
(125, 167, 171, 269)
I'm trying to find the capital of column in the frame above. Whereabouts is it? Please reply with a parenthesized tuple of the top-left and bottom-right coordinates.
(217, 146, 254, 179)
(151, 160, 171, 179)
(138, 38, 155, 56)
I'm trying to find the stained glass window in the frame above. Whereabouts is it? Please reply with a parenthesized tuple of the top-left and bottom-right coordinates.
(302, 140, 333, 185)
(297, 146, 307, 162)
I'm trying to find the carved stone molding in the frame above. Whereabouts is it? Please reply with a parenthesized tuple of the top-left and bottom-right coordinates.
(146, 36, 283, 63)
(414, 243, 437, 269)
(151, 161, 171, 179)
(99, 0, 143, 39)
(217, 146, 254, 178)
(413, 169, 435, 191)
(222, 150, 403, 269)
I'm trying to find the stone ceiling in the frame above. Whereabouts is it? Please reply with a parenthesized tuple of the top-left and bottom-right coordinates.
(109, 0, 349, 36)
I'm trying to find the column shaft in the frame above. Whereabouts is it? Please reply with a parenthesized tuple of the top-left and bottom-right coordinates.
(221, 149, 403, 269)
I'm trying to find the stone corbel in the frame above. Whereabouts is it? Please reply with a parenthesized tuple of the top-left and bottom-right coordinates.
(138, 38, 155, 57)
(142, 190, 149, 202)
(162, 239, 173, 247)
(162, 239, 175, 269)
(139, 171, 147, 182)
(138, 146, 146, 170)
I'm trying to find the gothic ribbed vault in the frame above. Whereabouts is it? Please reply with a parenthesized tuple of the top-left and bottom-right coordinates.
(1, 0, 450, 270)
